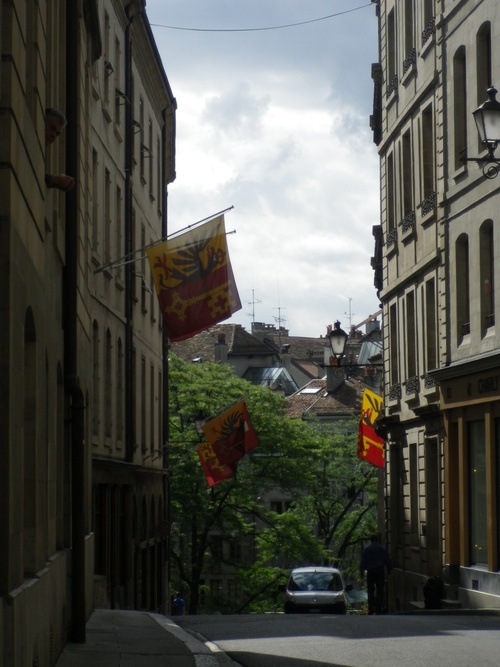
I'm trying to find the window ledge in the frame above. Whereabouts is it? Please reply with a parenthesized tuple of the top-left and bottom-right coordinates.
(452, 163, 468, 181)
(458, 333, 471, 348)
(482, 324, 495, 339)
(103, 106, 112, 124)
(420, 33, 435, 60)
(401, 61, 416, 87)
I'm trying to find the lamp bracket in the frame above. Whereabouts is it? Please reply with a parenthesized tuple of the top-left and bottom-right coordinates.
(461, 156, 500, 180)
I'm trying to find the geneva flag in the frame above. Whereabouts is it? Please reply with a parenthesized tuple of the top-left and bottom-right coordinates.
(197, 441, 237, 487)
(146, 215, 242, 342)
(357, 388, 384, 468)
(202, 401, 259, 466)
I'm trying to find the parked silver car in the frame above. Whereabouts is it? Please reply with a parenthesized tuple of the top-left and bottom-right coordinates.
(281, 566, 352, 614)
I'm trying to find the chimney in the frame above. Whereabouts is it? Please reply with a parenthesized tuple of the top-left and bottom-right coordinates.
(325, 366, 345, 393)
(215, 333, 228, 363)
(366, 319, 381, 338)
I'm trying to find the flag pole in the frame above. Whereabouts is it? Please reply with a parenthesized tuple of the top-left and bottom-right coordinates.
(93, 205, 234, 274)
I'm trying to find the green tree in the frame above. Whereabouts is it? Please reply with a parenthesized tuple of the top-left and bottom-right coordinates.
(168, 353, 297, 613)
(167, 354, 378, 613)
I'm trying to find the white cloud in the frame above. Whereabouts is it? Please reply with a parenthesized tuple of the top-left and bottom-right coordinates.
(148, 1, 380, 336)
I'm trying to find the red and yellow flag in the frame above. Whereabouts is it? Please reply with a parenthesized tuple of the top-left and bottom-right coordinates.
(146, 215, 241, 342)
(357, 388, 384, 468)
(202, 401, 259, 466)
(197, 441, 237, 487)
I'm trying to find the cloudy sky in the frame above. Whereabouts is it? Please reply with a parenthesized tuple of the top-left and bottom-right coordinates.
(146, 1, 381, 337)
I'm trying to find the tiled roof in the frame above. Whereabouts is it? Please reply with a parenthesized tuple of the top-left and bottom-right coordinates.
(257, 333, 328, 360)
(285, 376, 363, 419)
(169, 324, 275, 363)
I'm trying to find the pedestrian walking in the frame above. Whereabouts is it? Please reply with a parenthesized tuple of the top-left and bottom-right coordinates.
(360, 533, 392, 614)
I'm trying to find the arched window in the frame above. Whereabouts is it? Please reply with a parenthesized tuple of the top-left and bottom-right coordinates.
(453, 47, 467, 170)
(476, 23, 491, 101)
(476, 23, 492, 155)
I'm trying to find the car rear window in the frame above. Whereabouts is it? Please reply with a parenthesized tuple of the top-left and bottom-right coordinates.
(289, 571, 342, 592)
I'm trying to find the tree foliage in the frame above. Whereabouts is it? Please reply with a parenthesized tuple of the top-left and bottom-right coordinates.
(167, 353, 378, 613)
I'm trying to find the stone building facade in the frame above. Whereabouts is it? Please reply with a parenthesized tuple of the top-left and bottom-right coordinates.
(0, 1, 176, 665)
(374, 0, 500, 610)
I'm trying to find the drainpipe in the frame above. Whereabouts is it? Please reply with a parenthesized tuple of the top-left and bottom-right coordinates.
(64, 0, 86, 644)
(161, 110, 171, 612)
(124, 15, 135, 464)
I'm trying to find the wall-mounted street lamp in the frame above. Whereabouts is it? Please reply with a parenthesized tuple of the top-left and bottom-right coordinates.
(462, 86, 500, 179)
(325, 320, 382, 387)
(326, 321, 349, 366)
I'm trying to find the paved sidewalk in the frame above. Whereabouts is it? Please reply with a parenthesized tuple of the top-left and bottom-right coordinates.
(55, 609, 220, 667)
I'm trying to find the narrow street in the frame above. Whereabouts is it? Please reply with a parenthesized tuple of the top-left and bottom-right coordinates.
(177, 612, 500, 667)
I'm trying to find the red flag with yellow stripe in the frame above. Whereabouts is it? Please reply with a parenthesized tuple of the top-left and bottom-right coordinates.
(146, 215, 241, 342)
(202, 401, 259, 466)
(357, 388, 384, 468)
(197, 441, 237, 487)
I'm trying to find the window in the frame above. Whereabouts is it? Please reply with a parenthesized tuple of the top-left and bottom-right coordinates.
(476, 23, 492, 154)
(402, 129, 413, 220)
(403, 0, 415, 73)
(453, 47, 467, 169)
(405, 292, 417, 381)
(103, 12, 110, 105)
(105, 330, 112, 439)
(476, 23, 491, 103)
(158, 370, 162, 454)
(141, 224, 147, 312)
(157, 137, 162, 212)
(93, 322, 100, 436)
(25, 3, 38, 119)
(387, 9, 397, 96)
(148, 119, 154, 197)
(456, 234, 470, 338)
(139, 98, 145, 180)
(104, 168, 111, 262)
(271, 501, 286, 514)
(115, 37, 122, 125)
(387, 153, 396, 233)
(423, 0, 434, 26)
(409, 443, 419, 547)
(468, 421, 487, 565)
(495, 420, 500, 566)
(141, 355, 146, 451)
(424, 436, 441, 570)
(116, 186, 123, 281)
(150, 363, 155, 454)
(24, 309, 37, 575)
(150, 259, 156, 320)
(230, 540, 242, 561)
(389, 303, 399, 387)
(92, 149, 99, 254)
(131, 208, 136, 302)
(421, 106, 435, 208)
(480, 221, 494, 332)
(389, 443, 404, 561)
(424, 279, 437, 371)
(117, 339, 124, 443)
